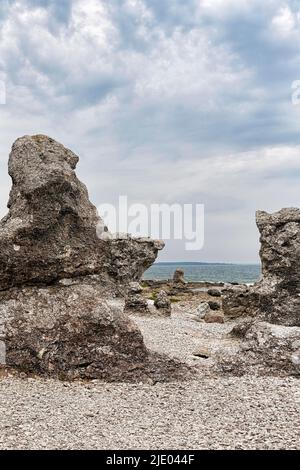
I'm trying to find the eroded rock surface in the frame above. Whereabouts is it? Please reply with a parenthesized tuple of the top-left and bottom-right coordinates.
(0, 135, 165, 380)
(255, 208, 300, 327)
(217, 321, 300, 376)
(222, 285, 259, 319)
(223, 208, 300, 327)
(219, 208, 300, 376)
(0, 277, 148, 380)
(0, 135, 163, 290)
(125, 282, 150, 315)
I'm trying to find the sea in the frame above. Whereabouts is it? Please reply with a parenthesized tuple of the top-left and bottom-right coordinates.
(143, 262, 261, 284)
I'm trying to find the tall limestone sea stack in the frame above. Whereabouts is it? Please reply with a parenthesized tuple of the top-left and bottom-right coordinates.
(223, 208, 300, 327)
(0, 135, 164, 380)
(256, 208, 300, 326)
(220, 208, 300, 376)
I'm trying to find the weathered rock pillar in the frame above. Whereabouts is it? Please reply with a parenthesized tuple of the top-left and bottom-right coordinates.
(0, 135, 164, 380)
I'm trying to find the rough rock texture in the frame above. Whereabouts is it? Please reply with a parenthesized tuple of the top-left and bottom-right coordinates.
(0, 135, 164, 380)
(107, 238, 164, 287)
(218, 208, 300, 376)
(124, 282, 150, 315)
(0, 135, 163, 290)
(255, 208, 300, 327)
(154, 290, 171, 317)
(0, 277, 148, 380)
(217, 321, 300, 376)
(222, 285, 259, 319)
(223, 208, 300, 327)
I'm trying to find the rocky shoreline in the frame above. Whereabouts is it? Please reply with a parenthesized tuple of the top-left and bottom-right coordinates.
(0, 135, 299, 450)
(1, 305, 299, 449)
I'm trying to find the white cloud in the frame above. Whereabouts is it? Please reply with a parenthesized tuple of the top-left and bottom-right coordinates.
(199, 0, 252, 17)
(134, 28, 248, 103)
(271, 5, 300, 38)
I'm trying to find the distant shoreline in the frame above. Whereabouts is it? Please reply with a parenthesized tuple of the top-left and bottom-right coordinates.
(153, 261, 261, 266)
(144, 262, 261, 284)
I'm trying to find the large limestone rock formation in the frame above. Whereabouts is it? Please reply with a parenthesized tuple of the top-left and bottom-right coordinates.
(173, 268, 186, 285)
(0, 135, 164, 380)
(0, 135, 163, 290)
(255, 208, 300, 326)
(223, 208, 300, 327)
(220, 208, 300, 376)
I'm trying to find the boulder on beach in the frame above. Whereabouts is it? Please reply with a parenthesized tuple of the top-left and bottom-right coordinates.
(208, 300, 221, 311)
(223, 208, 300, 327)
(207, 288, 221, 298)
(217, 321, 300, 376)
(125, 282, 151, 315)
(222, 285, 259, 319)
(1, 278, 147, 380)
(196, 302, 211, 319)
(204, 312, 225, 324)
(154, 290, 172, 317)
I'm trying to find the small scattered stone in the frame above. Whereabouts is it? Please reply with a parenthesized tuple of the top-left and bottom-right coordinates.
(208, 301, 221, 311)
(125, 282, 151, 315)
(193, 347, 211, 359)
(196, 302, 211, 319)
(207, 289, 222, 297)
(204, 312, 225, 324)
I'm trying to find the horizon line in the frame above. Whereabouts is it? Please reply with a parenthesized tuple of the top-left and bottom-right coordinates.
(152, 261, 261, 266)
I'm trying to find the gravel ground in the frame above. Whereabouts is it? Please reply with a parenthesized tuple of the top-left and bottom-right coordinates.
(0, 309, 299, 450)
(133, 310, 235, 369)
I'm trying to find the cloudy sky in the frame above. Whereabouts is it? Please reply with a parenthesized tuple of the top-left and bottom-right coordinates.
(0, 0, 300, 263)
